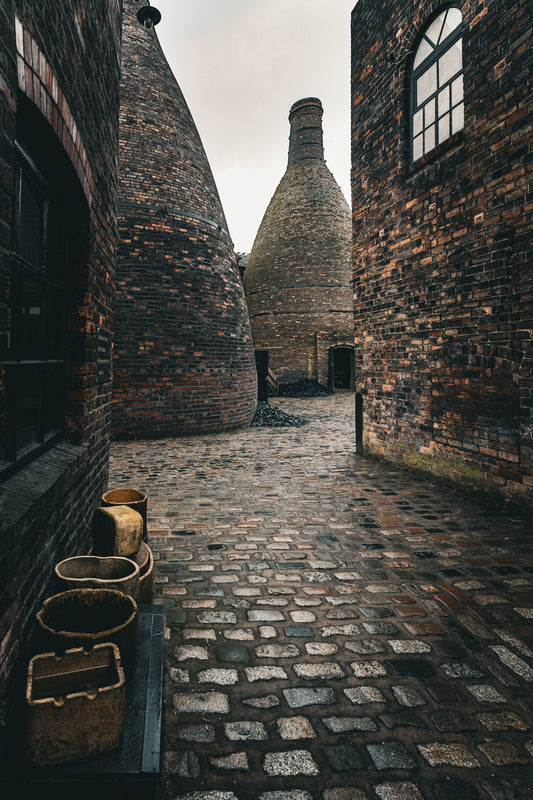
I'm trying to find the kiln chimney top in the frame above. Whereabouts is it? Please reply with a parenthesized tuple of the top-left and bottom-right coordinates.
(288, 97, 324, 165)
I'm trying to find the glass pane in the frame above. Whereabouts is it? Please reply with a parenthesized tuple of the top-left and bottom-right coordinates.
(438, 87, 450, 117)
(425, 124, 435, 154)
(0, 412, 9, 464)
(20, 280, 43, 359)
(417, 62, 437, 105)
(47, 290, 67, 358)
(413, 133, 424, 161)
(445, 7, 462, 34)
(18, 174, 44, 266)
(413, 109, 423, 136)
(425, 98, 436, 125)
(46, 202, 68, 279)
(16, 367, 40, 454)
(413, 37, 433, 69)
(439, 41, 462, 85)
(451, 74, 464, 105)
(425, 12, 446, 45)
(438, 113, 450, 143)
(452, 102, 465, 134)
(43, 365, 64, 437)
(439, 7, 462, 43)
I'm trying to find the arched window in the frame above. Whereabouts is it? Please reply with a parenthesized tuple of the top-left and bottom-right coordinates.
(411, 6, 464, 161)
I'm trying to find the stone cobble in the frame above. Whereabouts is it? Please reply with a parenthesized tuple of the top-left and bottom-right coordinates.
(108, 394, 533, 799)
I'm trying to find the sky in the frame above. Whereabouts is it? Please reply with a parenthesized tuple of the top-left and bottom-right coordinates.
(153, 0, 357, 253)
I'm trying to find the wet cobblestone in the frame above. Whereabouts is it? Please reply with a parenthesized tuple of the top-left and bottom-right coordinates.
(108, 394, 533, 799)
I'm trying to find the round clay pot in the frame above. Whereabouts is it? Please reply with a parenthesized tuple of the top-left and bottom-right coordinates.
(102, 488, 148, 541)
(36, 589, 138, 675)
(133, 542, 154, 603)
(55, 555, 140, 601)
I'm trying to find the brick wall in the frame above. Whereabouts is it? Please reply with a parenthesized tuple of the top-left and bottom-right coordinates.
(351, 0, 532, 507)
(0, 0, 122, 716)
(111, 1, 257, 438)
(244, 99, 354, 389)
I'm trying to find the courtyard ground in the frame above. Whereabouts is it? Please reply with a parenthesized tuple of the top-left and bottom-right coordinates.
(108, 393, 533, 800)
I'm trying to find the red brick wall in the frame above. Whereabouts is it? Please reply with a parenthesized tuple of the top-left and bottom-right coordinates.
(112, 1, 257, 438)
(0, 0, 122, 715)
(351, 0, 532, 507)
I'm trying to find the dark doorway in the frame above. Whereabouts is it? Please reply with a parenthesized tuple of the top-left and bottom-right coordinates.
(328, 346, 355, 391)
(255, 350, 269, 402)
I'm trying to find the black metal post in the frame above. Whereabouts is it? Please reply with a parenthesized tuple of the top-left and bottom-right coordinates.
(355, 391, 363, 455)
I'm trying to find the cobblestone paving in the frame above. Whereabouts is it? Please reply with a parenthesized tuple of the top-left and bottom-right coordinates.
(108, 394, 533, 800)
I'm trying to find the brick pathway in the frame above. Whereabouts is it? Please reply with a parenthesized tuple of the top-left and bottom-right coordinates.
(108, 393, 533, 800)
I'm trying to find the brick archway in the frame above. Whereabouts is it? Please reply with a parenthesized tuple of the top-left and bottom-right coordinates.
(14, 14, 93, 205)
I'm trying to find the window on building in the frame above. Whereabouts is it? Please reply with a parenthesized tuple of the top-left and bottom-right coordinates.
(410, 6, 464, 161)
(1, 143, 69, 474)
(2, 99, 88, 478)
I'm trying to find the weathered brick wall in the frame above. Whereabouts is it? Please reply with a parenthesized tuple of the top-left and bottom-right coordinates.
(0, 0, 122, 716)
(112, 0, 257, 439)
(351, 0, 532, 507)
(244, 99, 354, 388)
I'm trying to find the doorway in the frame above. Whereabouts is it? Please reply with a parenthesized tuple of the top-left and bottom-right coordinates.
(328, 346, 355, 391)
(254, 351, 269, 401)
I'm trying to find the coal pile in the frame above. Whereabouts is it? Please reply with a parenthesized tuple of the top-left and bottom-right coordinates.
(278, 379, 330, 397)
(252, 402, 308, 428)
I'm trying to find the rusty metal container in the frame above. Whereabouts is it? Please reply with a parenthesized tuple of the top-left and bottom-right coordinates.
(36, 588, 138, 676)
(102, 488, 148, 540)
(55, 555, 140, 601)
(25, 644, 125, 766)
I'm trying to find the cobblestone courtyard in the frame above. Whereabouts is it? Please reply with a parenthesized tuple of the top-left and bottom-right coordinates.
(108, 394, 533, 800)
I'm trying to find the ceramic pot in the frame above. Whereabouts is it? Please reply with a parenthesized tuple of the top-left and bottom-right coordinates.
(25, 644, 125, 766)
(92, 505, 143, 558)
(55, 555, 140, 601)
(133, 542, 154, 603)
(36, 588, 138, 676)
(102, 488, 148, 540)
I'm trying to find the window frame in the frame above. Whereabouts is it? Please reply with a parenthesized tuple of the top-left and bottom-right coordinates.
(410, 6, 464, 163)
(2, 142, 69, 477)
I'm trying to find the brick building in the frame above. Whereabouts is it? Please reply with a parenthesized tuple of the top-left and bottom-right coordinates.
(112, 0, 257, 439)
(0, 0, 122, 716)
(243, 98, 354, 393)
(351, 0, 532, 507)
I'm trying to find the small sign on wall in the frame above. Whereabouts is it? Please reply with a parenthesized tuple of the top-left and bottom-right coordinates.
(96, 327, 112, 384)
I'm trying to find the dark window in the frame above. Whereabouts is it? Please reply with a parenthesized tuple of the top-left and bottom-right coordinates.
(2, 143, 70, 474)
(410, 7, 463, 161)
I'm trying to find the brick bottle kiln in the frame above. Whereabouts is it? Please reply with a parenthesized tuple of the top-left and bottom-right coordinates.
(112, 1, 257, 438)
(243, 98, 354, 393)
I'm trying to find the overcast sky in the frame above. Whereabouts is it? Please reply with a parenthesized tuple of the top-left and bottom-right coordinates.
(153, 0, 356, 253)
